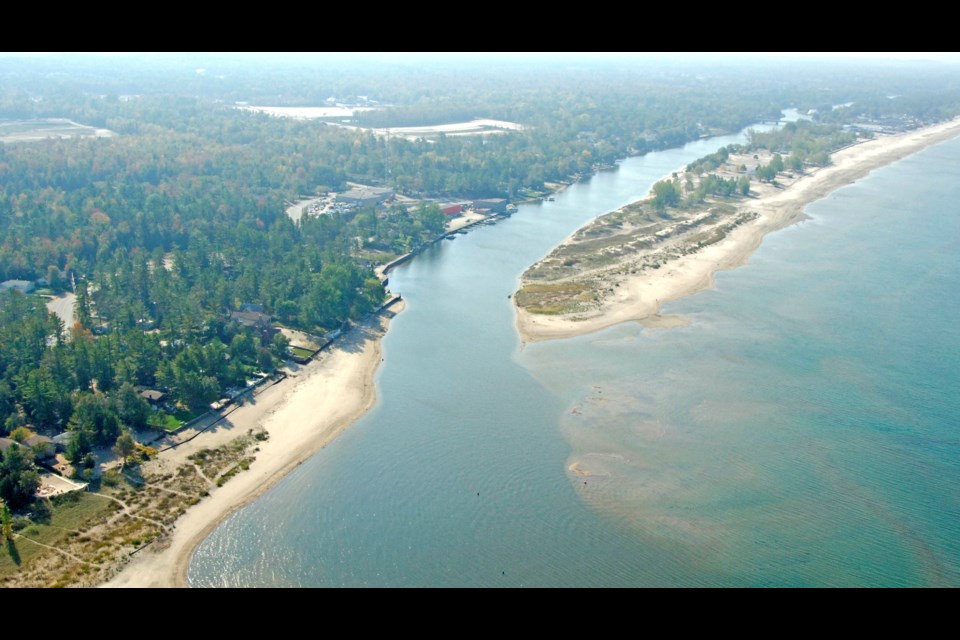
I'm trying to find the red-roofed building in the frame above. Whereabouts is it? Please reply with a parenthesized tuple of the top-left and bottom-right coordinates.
(441, 203, 462, 217)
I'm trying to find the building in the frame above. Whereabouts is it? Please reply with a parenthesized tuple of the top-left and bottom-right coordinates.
(139, 389, 166, 405)
(0, 279, 35, 294)
(52, 432, 73, 449)
(472, 198, 507, 214)
(440, 203, 463, 217)
(230, 310, 272, 329)
(0, 438, 16, 453)
(24, 435, 56, 461)
(229, 310, 277, 340)
(335, 186, 395, 208)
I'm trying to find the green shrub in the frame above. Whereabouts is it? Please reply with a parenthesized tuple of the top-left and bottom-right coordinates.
(102, 469, 121, 487)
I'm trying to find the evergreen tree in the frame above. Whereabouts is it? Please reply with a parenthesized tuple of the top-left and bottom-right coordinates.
(0, 445, 40, 511)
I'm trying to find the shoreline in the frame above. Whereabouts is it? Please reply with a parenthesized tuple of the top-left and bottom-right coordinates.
(100, 301, 403, 588)
(96, 117, 960, 588)
(515, 117, 960, 343)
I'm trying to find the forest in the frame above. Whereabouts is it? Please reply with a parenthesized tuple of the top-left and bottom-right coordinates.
(3, 52, 960, 507)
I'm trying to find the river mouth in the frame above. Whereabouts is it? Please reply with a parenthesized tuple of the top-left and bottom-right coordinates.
(190, 124, 960, 588)
(187, 126, 780, 587)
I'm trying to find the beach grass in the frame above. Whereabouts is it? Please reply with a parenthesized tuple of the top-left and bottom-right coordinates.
(515, 281, 596, 315)
(0, 493, 115, 580)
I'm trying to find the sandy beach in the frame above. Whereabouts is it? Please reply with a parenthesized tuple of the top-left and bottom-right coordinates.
(100, 302, 403, 588)
(516, 118, 960, 343)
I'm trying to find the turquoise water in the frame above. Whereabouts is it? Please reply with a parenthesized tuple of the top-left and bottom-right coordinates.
(188, 130, 960, 587)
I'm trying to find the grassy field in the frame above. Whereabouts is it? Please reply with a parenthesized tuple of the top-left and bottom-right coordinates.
(331, 119, 524, 141)
(0, 118, 115, 143)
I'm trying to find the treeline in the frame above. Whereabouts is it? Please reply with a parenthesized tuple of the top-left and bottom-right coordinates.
(651, 173, 748, 211)
(747, 120, 859, 171)
(0, 90, 771, 201)
(686, 144, 740, 175)
(653, 118, 870, 211)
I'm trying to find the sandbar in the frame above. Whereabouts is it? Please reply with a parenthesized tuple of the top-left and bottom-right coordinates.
(516, 118, 960, 343)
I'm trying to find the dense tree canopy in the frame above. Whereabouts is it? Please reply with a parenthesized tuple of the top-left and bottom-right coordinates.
(0, 445, 40, 511)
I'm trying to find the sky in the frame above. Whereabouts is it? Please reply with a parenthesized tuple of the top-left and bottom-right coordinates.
(3, 52, 959, 63)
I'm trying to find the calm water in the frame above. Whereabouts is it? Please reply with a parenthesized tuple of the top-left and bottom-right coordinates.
(189, 129, 960, 587)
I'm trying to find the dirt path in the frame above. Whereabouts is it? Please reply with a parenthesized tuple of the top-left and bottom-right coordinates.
(12, 533, 95, 567)
(89, 492, 170, 532)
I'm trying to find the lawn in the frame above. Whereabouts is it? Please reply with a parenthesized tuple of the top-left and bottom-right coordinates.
(356, 249, 399, 263)
(147, 412, 182, 431)
(289, 346, 315, 360)
(146, 405, 201, 432)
